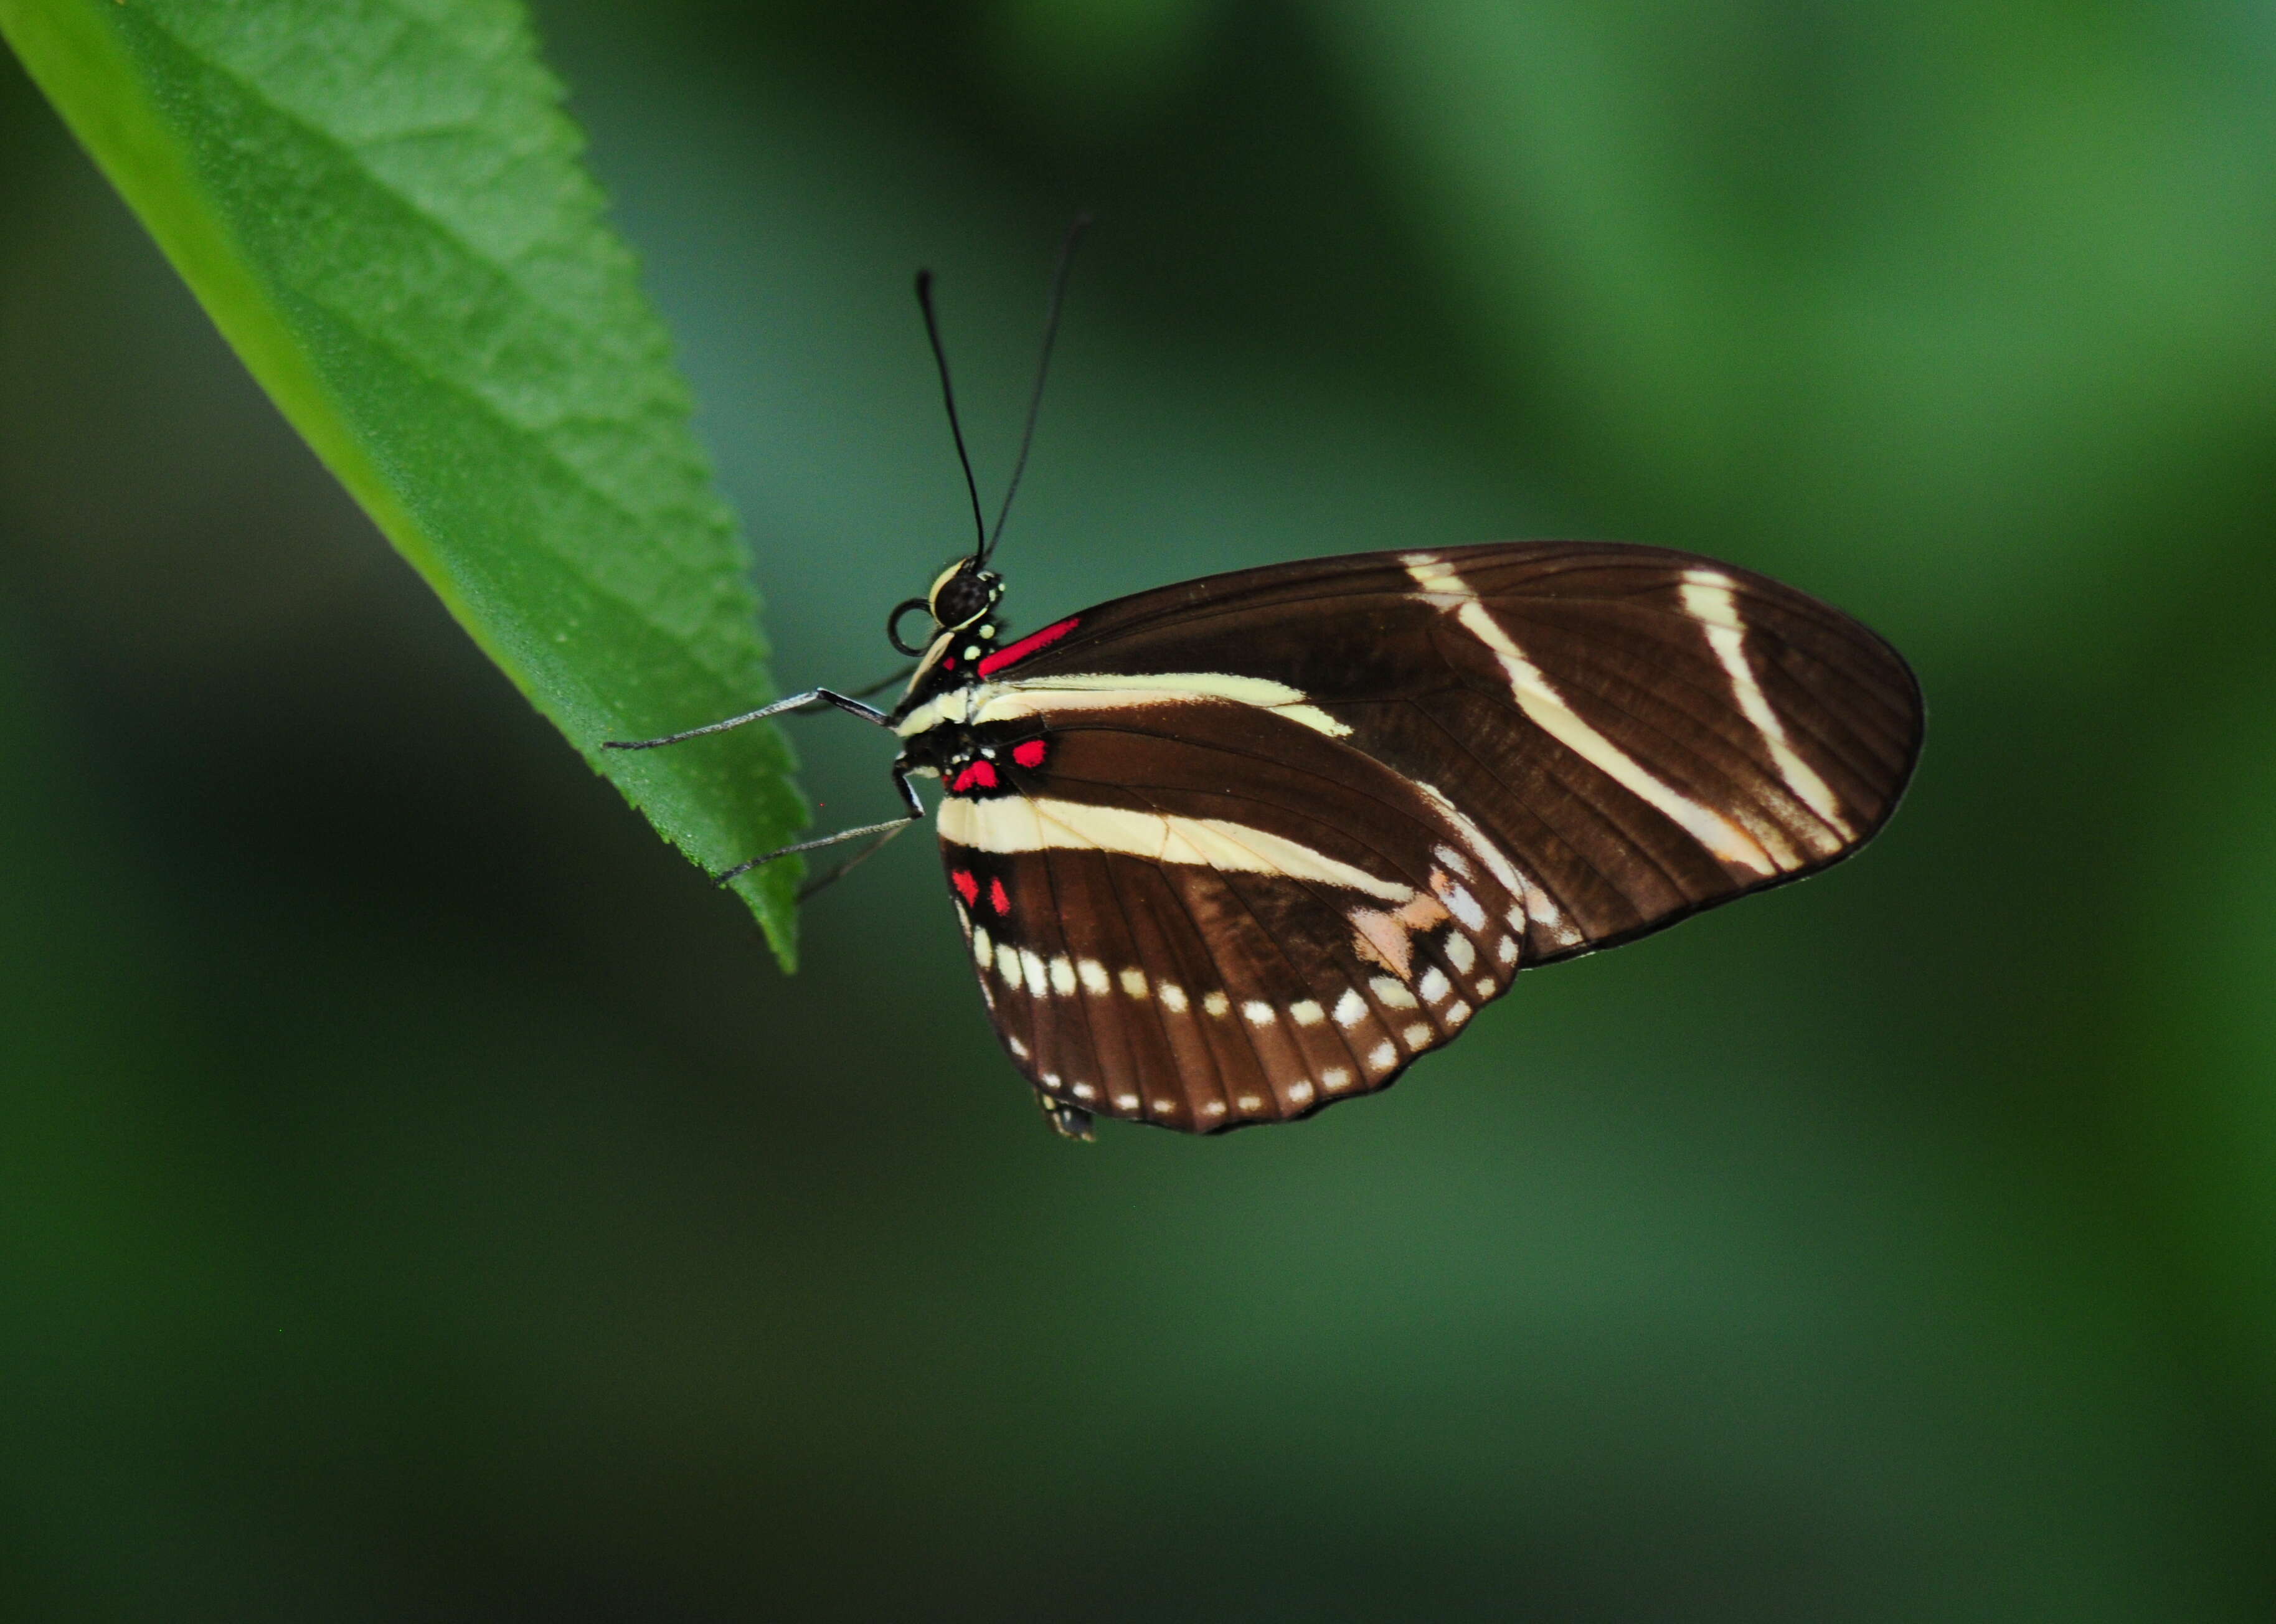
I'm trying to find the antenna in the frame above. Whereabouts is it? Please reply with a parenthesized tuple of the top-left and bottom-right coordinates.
(983, 213, 1093, 563)
(914, 268, 988, 558)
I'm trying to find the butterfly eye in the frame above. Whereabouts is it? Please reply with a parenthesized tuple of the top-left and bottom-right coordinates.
(931, 567, 999, 631)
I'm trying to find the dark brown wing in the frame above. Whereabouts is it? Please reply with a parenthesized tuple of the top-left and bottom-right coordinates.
(976, 541, 1922, 965)
(938, 701, 1527, 1133)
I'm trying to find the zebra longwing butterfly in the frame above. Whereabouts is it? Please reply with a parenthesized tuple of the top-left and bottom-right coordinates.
(607, 236, 1923, 1139)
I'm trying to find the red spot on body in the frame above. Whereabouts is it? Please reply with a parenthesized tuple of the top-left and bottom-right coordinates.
(943, 656, 956, 669)
(1013, 738, 1047, 770)
(977, 616, 1080, 677)
(950, 759, 999, 795)
(989, 877, 1011, 915)
(951, 869, 980, 907)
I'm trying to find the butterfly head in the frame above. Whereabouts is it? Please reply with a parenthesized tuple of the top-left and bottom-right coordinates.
(889, 557, 1004, 658)
(929, 557, 1004, 631)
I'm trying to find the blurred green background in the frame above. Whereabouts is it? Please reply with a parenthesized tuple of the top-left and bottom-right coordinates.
(5, 1, 2275, 1617)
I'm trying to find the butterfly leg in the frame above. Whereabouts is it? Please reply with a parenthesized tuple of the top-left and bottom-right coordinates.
(796, 816, 916, 902)
(602, 687, 890, 751)
(712, 765, 927, 887)
(779, 664, 918, 714)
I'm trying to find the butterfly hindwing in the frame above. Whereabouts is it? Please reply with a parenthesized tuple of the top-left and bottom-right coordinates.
(938, 694, 1534, 1131)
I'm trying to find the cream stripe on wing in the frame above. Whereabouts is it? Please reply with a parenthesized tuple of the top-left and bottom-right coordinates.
(1678, 569, 1853, 845)
(1407, 555, 1777, 874)
(1451, 599, 1779, 877)
(938, 795, 1417, 902)
(978, 673, 1350, 739)
(1402, 552, 1466, 594)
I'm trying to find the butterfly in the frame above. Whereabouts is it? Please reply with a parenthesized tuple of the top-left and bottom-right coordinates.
(607, 229, 1924, 1139)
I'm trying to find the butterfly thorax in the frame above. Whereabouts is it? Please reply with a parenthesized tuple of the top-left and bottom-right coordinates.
(897, 712, 1052, 797)
(890, 624, 999, 727)
(890, 605, 1075, 798)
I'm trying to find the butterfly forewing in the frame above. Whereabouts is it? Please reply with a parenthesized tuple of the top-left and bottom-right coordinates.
(987, 544, 1920, 955)
(918, 541, 1922, 1133)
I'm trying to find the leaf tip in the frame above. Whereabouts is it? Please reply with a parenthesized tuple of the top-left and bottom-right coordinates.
(728, 863, 803, 975)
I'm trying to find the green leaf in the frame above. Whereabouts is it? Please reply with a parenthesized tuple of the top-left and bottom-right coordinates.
(0, 0, 808, 966)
